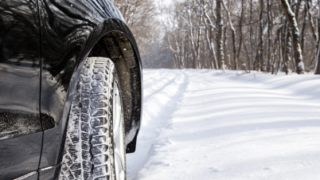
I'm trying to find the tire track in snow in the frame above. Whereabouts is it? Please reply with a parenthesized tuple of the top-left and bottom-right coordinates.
(131, 70, 320, 180)
(143, 70, 171, 88)
(127, 70, 189, 180)
(143, 74, 178, 100)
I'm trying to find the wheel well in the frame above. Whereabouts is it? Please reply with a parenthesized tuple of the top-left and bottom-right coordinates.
(88, 31, 141, 153)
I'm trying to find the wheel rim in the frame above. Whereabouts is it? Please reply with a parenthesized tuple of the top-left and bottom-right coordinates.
(113, 81, 125, 180)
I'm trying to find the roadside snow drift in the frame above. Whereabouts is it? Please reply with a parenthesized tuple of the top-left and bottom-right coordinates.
(127, 70, 320, 180)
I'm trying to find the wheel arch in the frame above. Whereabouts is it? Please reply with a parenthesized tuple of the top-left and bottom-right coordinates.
(77, 18, 142, 153)
(88, 30, 142, 153)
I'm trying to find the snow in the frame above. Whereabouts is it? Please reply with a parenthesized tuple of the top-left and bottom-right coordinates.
(127, 69, 320, 180)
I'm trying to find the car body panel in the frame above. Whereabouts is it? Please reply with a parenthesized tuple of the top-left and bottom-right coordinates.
(0, 132, 42, 179)
(0, 0, 142, 178)
(0, 0, 42, 179)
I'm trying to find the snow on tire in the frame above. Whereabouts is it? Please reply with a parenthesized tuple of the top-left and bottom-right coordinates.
(59, 57, 126, 180)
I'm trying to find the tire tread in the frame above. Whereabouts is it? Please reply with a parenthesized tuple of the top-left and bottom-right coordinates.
(59, 57, 116, 180)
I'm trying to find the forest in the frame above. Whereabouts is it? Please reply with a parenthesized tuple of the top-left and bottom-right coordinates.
(111, 0, 320, 74)
(109, 1, 320, 179)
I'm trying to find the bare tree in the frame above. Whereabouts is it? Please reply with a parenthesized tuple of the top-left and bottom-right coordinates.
(222, 0, 237, 70)
(257, 0, 264, 71)
(216, 0, 225, 69)
(280, 0, 305, 74)
(158, 0, 318, 74)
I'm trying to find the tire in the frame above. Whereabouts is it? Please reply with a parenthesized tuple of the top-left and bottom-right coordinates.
(59, 57, 126, 180)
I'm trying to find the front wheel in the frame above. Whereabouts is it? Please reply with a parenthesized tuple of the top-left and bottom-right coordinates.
(59, 57, 126, 180)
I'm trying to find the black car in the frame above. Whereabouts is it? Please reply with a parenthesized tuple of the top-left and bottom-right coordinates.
(0, 0, 142, 179)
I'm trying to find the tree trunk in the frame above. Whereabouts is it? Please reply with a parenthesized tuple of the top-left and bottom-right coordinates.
(267, 0, 272, 72)
(237, 0, 245, 69)
(196, 5, 203, 69)
(187, 7, 197, 69)
(222, 0, 237, 70)
(257, 0, 264, 71)
(315, 0, 320, 74)
(300, 2, 307, 52)
(249, 0, 253, 71)
(315, 1, 320, 74)
(284, 21, 292, 74)
(216, 0, 225, 70)
(203, 8, 218, 69)
(280, 0, 305, 74)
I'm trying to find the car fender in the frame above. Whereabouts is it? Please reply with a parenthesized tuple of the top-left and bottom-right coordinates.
(39, 1, 142, 170)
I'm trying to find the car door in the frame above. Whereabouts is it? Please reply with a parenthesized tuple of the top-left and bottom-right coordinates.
(0, 0, 42, 179)
(37, 0, 97, 170)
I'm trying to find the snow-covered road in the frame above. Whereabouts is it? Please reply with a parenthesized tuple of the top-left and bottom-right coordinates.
(127, 70, 320, 180)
